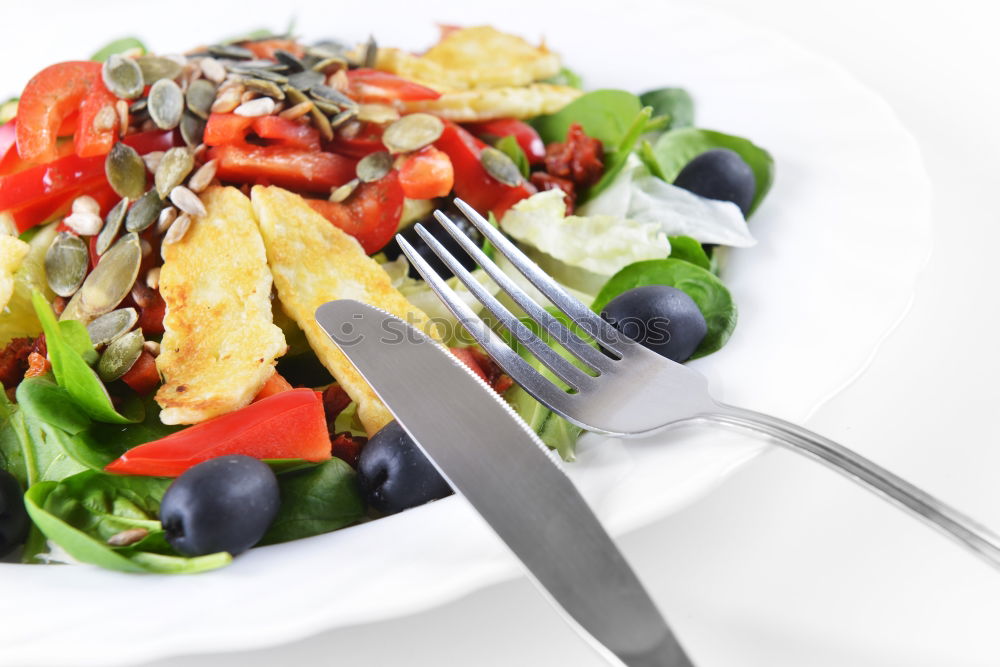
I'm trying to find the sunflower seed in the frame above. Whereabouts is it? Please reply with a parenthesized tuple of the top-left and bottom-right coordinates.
(198, 56, 227, 83)
(382, 113, 443, 153)
(148, 79, 184, 130)
(170, 185, 206, 216)
(328, 69, 349, 92)
(311, 106, 334, 141)
(363, 34, 378, 68)
(136, 55, 183, 84)
(210, 86, 243, 113)
(155, 206, 177, 234)
(243, 78, 285, 100)
(481, 147, 524, 186)
(311, 83, 353, 107)
(102, 54, 144, 99)
(208, 44, 255, 60)
(233, 97, 276, 117)
(145, 266, 161, 290)
(68, 232, 142, 322)
(116, 100, 130, 136)
(185, 79, 217, 119)
(72, 195, 101, 217)
(279, 100, 313, 120)
(126, 190, 165, 232)
(143, 340, 161, 357)
(141, 151, 164, 174)
(98, 329, 144, 382)
(45, 232, 89, 297)
(187, 159, 218, 193)
(287, 70, 324, 91)
(106, 527, 148, 547)
(97, 198, 128, 255)
(329, 108, 356, 128)
(92, 105, 118, 133)
(63, 212, 103, 236)
(228, 60, 284, 72)
(356, 151, 392, 183)
(105, 143, 147, 199)
(86, 308, 138, 346)
(162, 213, 191, 247)
(155, 147, 195, 198)
(179, 112, 206, 147)
(329, 178, 359, 203)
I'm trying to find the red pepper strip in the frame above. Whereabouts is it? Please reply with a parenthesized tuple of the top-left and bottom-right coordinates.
(0, 121, 17, 173)
(398, 146, 454, 199)
(252, 371, 294, 402)
(203, 113, 255, 146)
(105, 388, 332, 477)
(121, 350, 159, 395)
(75, 81, 119, 158)
(434, 122, 535, 217)
(241, 39, 305, 60)
(325, 122, 385, 159)
(305, 171, 404, 254)
(465, 118, 546, 165)
(252, 115, 320, 150)
(345, 69, 441, 104)
(210, 143, 356, 194)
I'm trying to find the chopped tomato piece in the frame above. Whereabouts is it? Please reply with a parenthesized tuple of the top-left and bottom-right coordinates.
(203, 113, 255, 146)
(24, 352, 50, 379)
(252, 371, 293, 402)
(0, 337, 34, 388)
(137, 289, 166, 336)
(544, 122, 604, 187)
(121, 350, 159, 395)
(450, 346, 514, 394)
(331, 432, 365, 468)
(305, 171, 404, 254)
(325, 122, 385, 158)
(322, 384, 351, 424)
(241, 39, 304, 60)
(398, 146, 453, 199)
(465, 118, 546, 165)
(210, 144, 356, 193)
(434, 122, 535, 217)
(105, 388, 332, 476)
(345, 69, 441, 104)
(252, 115, 320, 150)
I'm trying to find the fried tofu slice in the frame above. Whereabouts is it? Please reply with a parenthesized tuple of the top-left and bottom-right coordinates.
(156, 186, 286, 425)
(251, 185, 440, 436)
(0, 236, 29, 312)
(401, 83, 582, 122)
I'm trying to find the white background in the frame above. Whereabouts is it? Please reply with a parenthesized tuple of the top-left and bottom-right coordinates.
(154, 0, 999, 665)
(136, 1, 1000, 665)
(11, 0, 1000, 664)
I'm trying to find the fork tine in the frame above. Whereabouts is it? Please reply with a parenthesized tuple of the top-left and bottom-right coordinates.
(413, 223, 595, 391)
(452, 198, 634, 353)
(432, 210, 614, 373)
(396, 235, 574, 410)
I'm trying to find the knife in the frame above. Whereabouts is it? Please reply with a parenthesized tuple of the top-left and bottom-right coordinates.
(316, 299, 693, 667)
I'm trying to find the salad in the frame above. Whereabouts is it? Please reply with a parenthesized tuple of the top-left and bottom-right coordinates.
(0, 25, 773, 573)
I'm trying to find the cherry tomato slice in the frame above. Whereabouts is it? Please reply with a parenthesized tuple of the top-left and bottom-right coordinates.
(345, 69, 441, 103)
(465, 118, 546, 165)
(398, 146, 454, 199)
(305, 171, 404, 254)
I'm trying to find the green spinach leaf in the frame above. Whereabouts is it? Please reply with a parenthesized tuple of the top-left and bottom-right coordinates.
(637, 139, 668, 181)
(260, 458, 365, 545)
(90, 37, 146, 62)
(1, 383, 86, 490)
(543, 66, 583, 89)
(652, 127, 774, 215)
(495, 135, 530, 178)
(587, 106, 652, 200)
(667, 236, 712, 270)
(531, 90, 643, 146)
(639, 88, 694, 130)
(592, 259, 736, 358)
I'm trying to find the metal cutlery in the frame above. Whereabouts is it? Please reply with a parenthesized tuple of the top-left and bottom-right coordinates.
(396, 198, 1000, 571)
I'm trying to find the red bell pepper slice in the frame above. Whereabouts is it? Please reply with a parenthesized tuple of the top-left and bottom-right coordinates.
(465, 118, 546, 165)
(345, 69, 441, 104)
(0, 121, 18, 174)
(252, 371, 293, 402)
(325, 122, 385, 159)
(305, 171, 404, 254)
(252, 115, 320, 150)
(210, 143, 356, 193)
(203, 113, 255, 146)
(398, 146, 454, 199)
(434, 122, 535, 217)
(105, 388, 332, 476)
(16, 61, 118, 164)
(241, 39, 305, 60)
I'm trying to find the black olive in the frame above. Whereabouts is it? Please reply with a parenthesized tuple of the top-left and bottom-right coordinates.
(383, 202, 483, 280)
(0, 469, 29, 558)
(673, 149, 756, 216)
(357, 421, 452, 515)
(600, 285, 707, 363)
(159, 456, 280, 557)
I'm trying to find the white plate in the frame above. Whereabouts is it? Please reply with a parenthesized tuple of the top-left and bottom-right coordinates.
(0, 1, 931, 665)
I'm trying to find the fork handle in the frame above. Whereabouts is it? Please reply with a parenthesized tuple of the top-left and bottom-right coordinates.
(707, 404, 1000, 570)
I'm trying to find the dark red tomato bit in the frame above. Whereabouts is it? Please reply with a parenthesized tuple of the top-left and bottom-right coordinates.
(544, 122, 604, 188)
(322, 384, 352, 425)
(331, 432, 367, 469)
(0, 337, 35, 388)
(530, 171, 577, 213)
(121, 350, 159, 395)
(450, 346, 514, 394)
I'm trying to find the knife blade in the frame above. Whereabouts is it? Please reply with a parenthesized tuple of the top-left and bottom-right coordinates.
(316, 299, 693, 667)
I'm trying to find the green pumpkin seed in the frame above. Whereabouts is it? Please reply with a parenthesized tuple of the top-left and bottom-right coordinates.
(105, 142, 147, 199)
(44, 232, 89, 297)
(329, 108, 356, 128)
(98, 329, 145, 382)
(284, 85, 309, 105)
(309, 41, 351, 59)
(63, 232, 142, 322)
(179, 112, 206, 147)
(86, 307, 138, 346)
(136, 55, 183, 84)
(232, 67, 287, 83)
(208, 44, 254, 60)
(230, 60, 284, 72)
(481, 147, 524, 186)
(363, 35, 378, 68)
(311, 105, 334, 141)
(185, 79, 217, 119)
(274, 49, 305, 72)
(357, 104, 398, 125)
(148, 79, 184, 130)
(329, 178, 359, 203)
(96, 198, 129, 255)
(155, 147, 195, 198)
(382, 113, 444, 154)
(243, 78, 285, 100)
(356, 150, 392, 183)
(310, 97, 342, 116)
(287, 70, 323, 91)
(311, 84, 353, 107)
(125, 190, 165, 232)
(102, 54, 144, 99)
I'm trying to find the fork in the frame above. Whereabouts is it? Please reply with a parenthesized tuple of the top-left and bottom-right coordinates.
(395, 198, 1000, 570)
